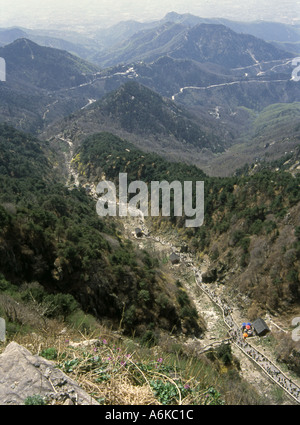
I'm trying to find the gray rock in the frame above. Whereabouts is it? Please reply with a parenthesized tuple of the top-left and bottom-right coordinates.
(0, 342, 99, 405)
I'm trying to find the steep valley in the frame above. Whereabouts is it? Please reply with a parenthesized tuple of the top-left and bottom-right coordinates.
(63, 132, 300, 404)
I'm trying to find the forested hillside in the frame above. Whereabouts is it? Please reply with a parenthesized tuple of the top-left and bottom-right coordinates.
(72, 132, 300, 319)
(0, 124, 203, 340)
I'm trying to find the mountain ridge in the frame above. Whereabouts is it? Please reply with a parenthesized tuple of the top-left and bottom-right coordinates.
(0, 39, 103, 132)
(0, 38, 99, 90)
(0, 28, 299, 175)
(1, 12, 299, 59)
(41, 80, 225, 170)
(93, 21, 294, 68)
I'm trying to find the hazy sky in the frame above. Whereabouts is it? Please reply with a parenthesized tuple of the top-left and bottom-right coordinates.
(0, 0, 299, 30)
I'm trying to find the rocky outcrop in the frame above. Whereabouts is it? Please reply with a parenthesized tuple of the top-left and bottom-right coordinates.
(0, 342, 99, 405)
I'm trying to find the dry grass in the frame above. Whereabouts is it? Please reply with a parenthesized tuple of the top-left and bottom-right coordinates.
(81, 373, 158, 405)
(1, 322, 215, 405)
(0, 325, 163, 404)
(0, 313, 273, 405)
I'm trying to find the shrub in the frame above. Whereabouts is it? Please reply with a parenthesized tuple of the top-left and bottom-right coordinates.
(211, 248, 219, 261)
(176, 289, 190, 307)
(250, 219, 263, 235)
(67, 311, 98, 332)
(231, 230, 245, 246)
(141, 330, 158, 347)
(0, 274, 11, 291)
(264, 220, 277, 235)
(40, 347, 58, 360)
(138, 289, 150, 304)
(156, 293, 172, 310)
(295, 226, 300, 240)
(287, 269, 299, 284)
(43, 293, 79, 319)
(239, 237, 250, 253)
(150, 379, 180, 405)
(216, 343, 233, 365)
(24, 395, 46, 405)
(204, 387, 225, 405)
(180, 306, 198, 320)
(123, 305, 136, 328)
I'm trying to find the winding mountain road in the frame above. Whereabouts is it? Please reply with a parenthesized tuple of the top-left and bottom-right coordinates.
(171, 78, 290, 101)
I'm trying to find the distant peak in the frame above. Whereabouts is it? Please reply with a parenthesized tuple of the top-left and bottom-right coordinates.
(164, 11, 182, 20)
(9, 37, 37, 47)
(163, 11, 195, 22)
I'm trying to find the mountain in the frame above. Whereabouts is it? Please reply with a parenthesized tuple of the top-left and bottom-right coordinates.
(162, 12, 300, 44)
(90, 19, 299, 150)
(134, 55, 231, 96)
(41, 81, 226, 170)
(71, 133, 300, 384)
(93, 20, 294, 68)
(1, 119, 299, 401)
(93, 22, 187, 67)
(0, 28, 28, 45)
(92, 12, 300, 58)
(0, 36, 298, 175)
(0, 38, 98, 90)
(169, 24, 293, 67)
(0, 39, 104, 133)
(92, 20, 156, 49)
(194, 102, 300, 177)
(273, 41, 300, 56)
(90, 81, 222, 151)
(0, 27, 101, 60)
(237, 144, 300, 177)
(2, 13, 299, 59)
(39, 60, 300, 176)
(214, 19, 300, 45)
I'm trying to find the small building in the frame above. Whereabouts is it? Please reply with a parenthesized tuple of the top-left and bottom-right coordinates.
(169, 252, 180, 265)
(252, 318, 270, 337)
(135, 228, 143, 238)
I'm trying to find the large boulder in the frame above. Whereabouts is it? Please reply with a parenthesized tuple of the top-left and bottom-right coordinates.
(0, 342, 99, 405)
